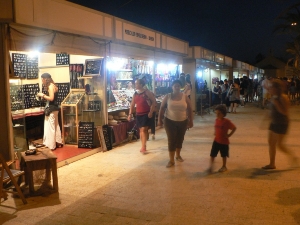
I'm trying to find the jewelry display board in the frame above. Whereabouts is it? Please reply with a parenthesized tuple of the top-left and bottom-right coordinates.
(26, 56, 39, 79)
(56, 53, 70, 65)
(61, 89, 85, 145)
(69, 64, 84, 88)
(84, 58, 103, 76)
(78, 122, 94, 148)
(108, 90, 135, 112)
(12, 53, 27, 78)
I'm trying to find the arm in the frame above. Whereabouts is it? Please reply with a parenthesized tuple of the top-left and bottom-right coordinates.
(186, 94, 194, 128)
(127, 95, 136, 121)
(227, 126, 236, 138)
(272, 95, 289, 116)
(37, 84, 55, 101)
(146, 90, 157, 118)
(157, 95, 168, 126)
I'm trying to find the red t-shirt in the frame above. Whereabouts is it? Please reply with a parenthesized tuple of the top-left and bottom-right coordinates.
(214, 118, 235, 145)
(134, 91, 151, 115)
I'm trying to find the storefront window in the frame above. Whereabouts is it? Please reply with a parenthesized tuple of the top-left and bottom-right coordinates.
(106, 57, 154, 112)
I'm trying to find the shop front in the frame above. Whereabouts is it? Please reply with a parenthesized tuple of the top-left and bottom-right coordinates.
(183, 46, 233, 114)
(104, 18, 187, 148)
(0, 0, 188, 164)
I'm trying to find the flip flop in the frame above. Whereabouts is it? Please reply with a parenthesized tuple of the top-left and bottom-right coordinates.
(262, 165, 276, 170)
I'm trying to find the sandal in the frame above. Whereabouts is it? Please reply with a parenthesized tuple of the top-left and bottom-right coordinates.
(262, 165, 276, 170)
(175, 156, 184, 162)
(56, 143, 63, 148)
(140, 147, 147, 154)
(166, 161, 175, 168)
(218, 166, 227, 172)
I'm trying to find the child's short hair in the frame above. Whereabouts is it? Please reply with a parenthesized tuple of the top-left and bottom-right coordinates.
(215, 104, 227, 117)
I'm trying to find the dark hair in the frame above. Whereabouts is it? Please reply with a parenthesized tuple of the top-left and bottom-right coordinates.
(215, 104, 227, 117)
(41, 73, 51, 78)
(136, 79, 145, 87)
(41, 73, 55, 91)
(171, 80, 182, 87)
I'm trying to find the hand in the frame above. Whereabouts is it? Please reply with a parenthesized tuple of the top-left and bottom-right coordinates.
(37, 93, 44, 97)
(148, 112, 153, 118)
(187, 121, 193, 129)
(157, 120, 163, 127)
(127, 115, 132, 121)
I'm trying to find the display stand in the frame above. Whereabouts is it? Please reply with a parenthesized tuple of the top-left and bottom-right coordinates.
(61, 89, 85, 145)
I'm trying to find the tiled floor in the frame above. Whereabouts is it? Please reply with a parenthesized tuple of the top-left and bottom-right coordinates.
(1, 102, 300, 225)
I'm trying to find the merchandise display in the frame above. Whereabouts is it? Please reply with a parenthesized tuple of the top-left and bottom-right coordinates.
(61, 89, 85, 145)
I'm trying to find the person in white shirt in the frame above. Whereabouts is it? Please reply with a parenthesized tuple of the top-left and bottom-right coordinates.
(158, 80, 193, 168)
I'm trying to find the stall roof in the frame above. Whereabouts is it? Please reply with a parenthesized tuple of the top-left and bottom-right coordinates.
(10, 0, 188, 56)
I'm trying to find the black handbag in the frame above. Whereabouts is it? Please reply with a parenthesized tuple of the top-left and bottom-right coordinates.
(44, 106, 52, 116)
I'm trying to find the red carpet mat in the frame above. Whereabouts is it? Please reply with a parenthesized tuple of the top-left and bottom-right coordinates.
(53, 145, 92, 162)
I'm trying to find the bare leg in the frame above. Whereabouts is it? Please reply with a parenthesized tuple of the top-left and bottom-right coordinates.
(277, 133, 298, 166)
(222, 157, 227, 167)
(233, 103, 237, 113)
(175, 148, 181, 158)
(268, 130, 277, 168)
(139, 127, 148, 151)
(166, 151, 176, 167)
(169, 151, 175, 163)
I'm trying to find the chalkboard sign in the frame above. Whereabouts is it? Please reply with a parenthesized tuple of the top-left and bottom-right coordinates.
(84, 58, 103, 76)
(78, 122, 94, 148)
(56, 53, 69, 65)
(27, 56, 39, 79)
(12, 53, 27, 78)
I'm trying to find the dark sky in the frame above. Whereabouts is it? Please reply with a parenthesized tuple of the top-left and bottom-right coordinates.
(68, 0, 299, 64)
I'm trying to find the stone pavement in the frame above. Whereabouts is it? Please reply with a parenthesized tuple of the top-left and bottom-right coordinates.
(1, 102, 300, 225)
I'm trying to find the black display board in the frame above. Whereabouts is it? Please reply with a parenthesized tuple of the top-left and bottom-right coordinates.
(23, 84, 40, 108)
(78, 122, 94, 148)
(12, 53, 27, 78)
(84, 58, 103, 76)
(26, 56, 39, 79)
(101, 125, 113, 150)
(56, 53, 69, 65)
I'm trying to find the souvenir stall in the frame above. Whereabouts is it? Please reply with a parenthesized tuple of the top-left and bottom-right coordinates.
(183, 46, 234, 114)
(0, 0, 188, 163)
(0, 0, 111, 164)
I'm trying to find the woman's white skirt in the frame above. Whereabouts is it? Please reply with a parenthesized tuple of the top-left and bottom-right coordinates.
(43, 111, 62, 150)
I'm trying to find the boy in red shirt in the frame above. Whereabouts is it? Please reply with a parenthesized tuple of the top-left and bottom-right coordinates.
(208, 105, 236, 173)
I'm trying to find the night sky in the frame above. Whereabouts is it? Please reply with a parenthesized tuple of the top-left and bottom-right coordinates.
(68, 0, 299, 64)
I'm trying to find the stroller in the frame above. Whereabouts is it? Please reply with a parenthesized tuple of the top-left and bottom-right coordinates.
(127, 124, 138, 142)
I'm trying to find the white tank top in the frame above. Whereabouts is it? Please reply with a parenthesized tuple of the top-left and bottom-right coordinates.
(165, 93, 187, 121)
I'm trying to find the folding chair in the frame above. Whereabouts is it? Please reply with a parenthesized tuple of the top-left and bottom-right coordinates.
(0, 153, 27, 204)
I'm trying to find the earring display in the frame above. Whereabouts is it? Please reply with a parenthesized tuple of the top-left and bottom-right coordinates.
(12, 53, 27, 78)
(69, 64, 84, 89)
(78, 122, 94, 148)
(84, 58, 103, 76)
(56, 53, 70, 65)
(26, 56, 39, 79)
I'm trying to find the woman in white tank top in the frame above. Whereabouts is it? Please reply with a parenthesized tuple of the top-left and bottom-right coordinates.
(158, 80, 193, 168)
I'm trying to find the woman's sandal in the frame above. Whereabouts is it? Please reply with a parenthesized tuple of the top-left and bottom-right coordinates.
(166, 161, 175, 168)
(262, 165, 276, 170)
(56, 143, 63, 148)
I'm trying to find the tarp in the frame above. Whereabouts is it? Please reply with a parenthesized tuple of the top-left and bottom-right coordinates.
(8, 24, 108, 56)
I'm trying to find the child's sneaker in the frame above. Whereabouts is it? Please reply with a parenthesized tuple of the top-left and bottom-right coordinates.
(218, 166, 227, 172)
(152, 134, 155, 140)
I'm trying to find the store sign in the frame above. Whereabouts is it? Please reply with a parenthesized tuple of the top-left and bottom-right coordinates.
(121, 22, 156, 47)
(125, 29, 154, 41)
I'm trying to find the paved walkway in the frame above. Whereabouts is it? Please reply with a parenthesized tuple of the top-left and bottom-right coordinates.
(1, 102, 300, 225)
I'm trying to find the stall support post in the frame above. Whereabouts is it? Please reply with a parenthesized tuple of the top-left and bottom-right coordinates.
(0, 24, 14, 161)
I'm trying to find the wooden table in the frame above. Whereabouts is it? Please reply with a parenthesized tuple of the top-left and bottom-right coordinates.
(20, 149, 58, 195)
